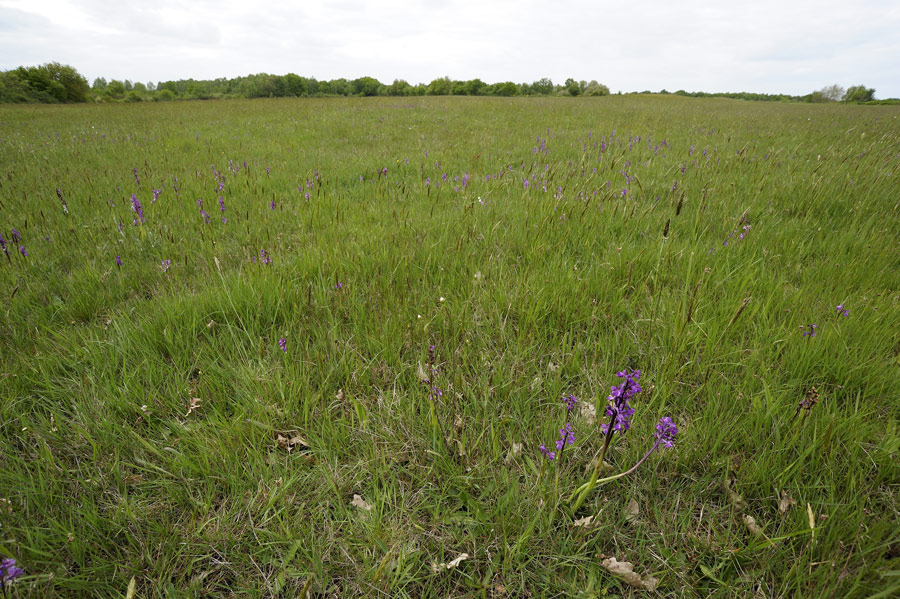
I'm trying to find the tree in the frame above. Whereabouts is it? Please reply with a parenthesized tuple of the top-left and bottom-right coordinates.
(565, 78, 581, 96)
(584, 80, 610, 96)
(106, 80, 126, 99)
(817, 84, 844, 102)
(388, 79, 412, 96)
(351, 76, 382, 96)
(426, 77, 451, 96)
(491, 81, 518, 96)
(465, 78, 486, 95)
(531, 77, 553, 95)
(843, 85, 875, 103)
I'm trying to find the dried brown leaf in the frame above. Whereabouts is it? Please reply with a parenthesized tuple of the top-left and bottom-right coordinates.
(351, 494, 373, 511)
(276, 432, 309, 453)
(573, 515, 594, 528)
(625, 498, 640, 523)
(580, 401, 597, 425)
(778, 490, 797, 513)
(430, 553, 469, 572)
(185, 395, 201, 417)
(743, 514, 763, 536)
(416, 362, 430, 383)
(601, 557, 659, 591)
(446, 553, 469, 568)
(726, 479, 746, 510)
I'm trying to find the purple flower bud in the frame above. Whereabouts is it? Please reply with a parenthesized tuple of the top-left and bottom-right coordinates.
(539, 443, 556, 460)
(654, 417, 678, 448)
(1, 557, 24, 583)
(278, 337, 287, 352)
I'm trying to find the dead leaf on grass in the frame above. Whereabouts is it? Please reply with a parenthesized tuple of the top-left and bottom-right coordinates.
(276, 432, 309, 453)
(431, 553, 469, 572)
(580, 401, 597, 425)
(625, 498, 640, 523)
(573, 515, 594, 528)
(601, 557, 659, 591)
(726, 479, 746, 510)
(743, 514, 763, 536)
(416, 362, 430, 384)
(505, 442, 523, 464)
(778, 490, 797, 513)
(351, 494, 373, 511)
(185, 395, 201, 417)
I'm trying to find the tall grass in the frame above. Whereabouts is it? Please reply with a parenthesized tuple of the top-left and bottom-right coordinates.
(1, 96, 898, 597)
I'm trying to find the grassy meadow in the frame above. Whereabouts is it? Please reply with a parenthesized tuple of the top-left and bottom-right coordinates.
(1, 96, 898, 597)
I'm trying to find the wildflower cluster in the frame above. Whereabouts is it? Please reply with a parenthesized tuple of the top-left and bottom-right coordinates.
(1, 557, 23, 584)
(278, 337, 287, 353)
(723, 216, 751, 247)
(601, 369, 641, 434)
(131, 194, 144, 225)
(836, 304, 849, 317)
(570, 368, 678, 511)
(801, 323, 818, 337)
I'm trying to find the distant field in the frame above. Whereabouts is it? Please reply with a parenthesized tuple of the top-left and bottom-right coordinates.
(1, 96, 898, 598)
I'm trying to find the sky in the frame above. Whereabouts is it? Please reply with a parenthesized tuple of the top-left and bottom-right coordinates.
(1, 0, 898, 98)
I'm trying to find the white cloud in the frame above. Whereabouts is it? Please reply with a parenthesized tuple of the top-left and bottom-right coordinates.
(0, 0, 897, 97)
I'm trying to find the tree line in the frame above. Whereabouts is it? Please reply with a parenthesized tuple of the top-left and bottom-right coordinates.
(1, 63, 892, 105)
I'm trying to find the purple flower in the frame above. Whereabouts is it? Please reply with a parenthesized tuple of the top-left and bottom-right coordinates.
(653, 417, 678, 448)
(260, 249, 271, 265)
(161, 259, 171, 272)
(19, 245, 27, 257)
(523, 179, 530, 190)
(539, 443, 556, 460)
(200, 209, 210, 224)
(269, 200, 276, 210)
(563, 394, 578, 413)
(836, 304, 849, 317)
(1, 558, 24, 584)
(218, 197, 226, 212)
(131, 194, 144, 225)
(278, 337, 287, 352)
(152, 188, 162, 202)
(265, 166, 271, 175)
(801, 323, 818, 337)
(133, 167, 140, 186)
(425, 177, 430, 187)
(335, 282, 343, 289)
(555, 422, 576, 451)
(305, 191, 310, 201)
(601, 369, 641, 435)
(115, 254, 121, 267)
(11, 228, 21, 243)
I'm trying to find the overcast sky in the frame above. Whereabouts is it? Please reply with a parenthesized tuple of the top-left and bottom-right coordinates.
(1, 0, 898, 97)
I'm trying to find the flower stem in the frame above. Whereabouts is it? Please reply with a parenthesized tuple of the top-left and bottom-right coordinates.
(571, 410, 617, 511)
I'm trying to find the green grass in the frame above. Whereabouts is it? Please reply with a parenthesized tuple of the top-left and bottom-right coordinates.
(1, 96, 898, 598)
